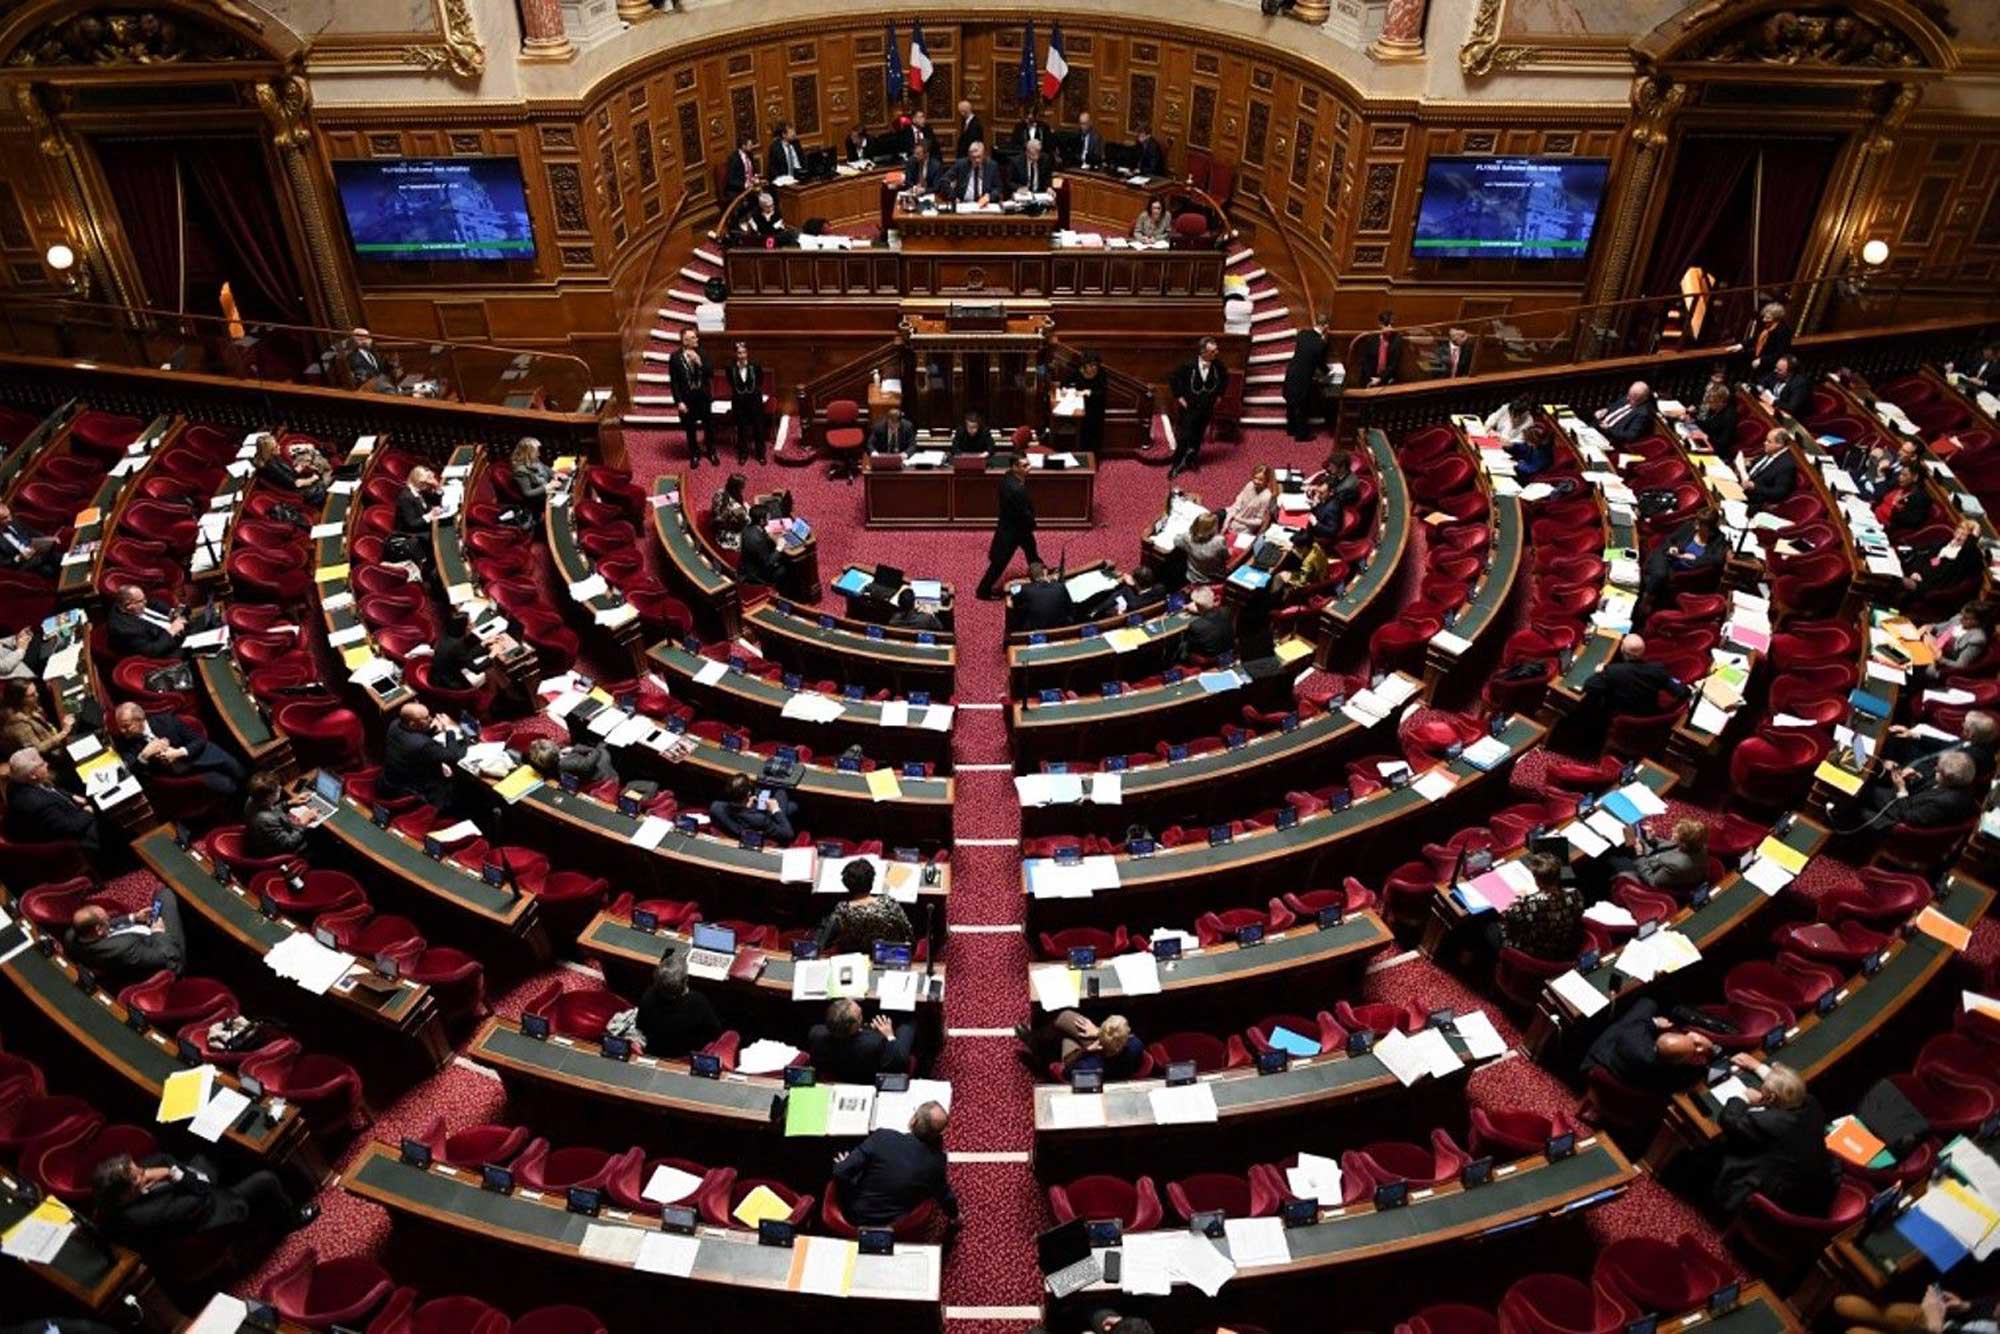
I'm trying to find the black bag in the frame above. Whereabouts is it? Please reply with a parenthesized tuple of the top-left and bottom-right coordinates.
(384, 534, 427, 564)
(143, 664, 195, 694)
(1856, 1077, 1932, 1158)
(1638, 488, 1681, 517)
(267, 501, 309, 528)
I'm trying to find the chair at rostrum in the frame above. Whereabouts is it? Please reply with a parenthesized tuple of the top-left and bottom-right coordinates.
(239, 1038, 369, 1132)
(822, 400, 865, 481)
(1047, 1174, 1163, 1231)
(260, 1248, 396, 1329)
(1165, 1170, 1279, 1222)
(1723, 1180, 1867, 1280)
(1591, 1234, 1731, 1316)
(820, 1181, 939, 1240)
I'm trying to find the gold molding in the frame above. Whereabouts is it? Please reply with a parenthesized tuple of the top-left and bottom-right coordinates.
(1460, 0, 1632, 78)
(303, 0, 485, 81)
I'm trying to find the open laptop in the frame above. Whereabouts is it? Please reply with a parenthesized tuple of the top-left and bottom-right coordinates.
(295, 770, 345, 827)
(1036, 1217, 1103, 1299)
(685, 922, 737, 981)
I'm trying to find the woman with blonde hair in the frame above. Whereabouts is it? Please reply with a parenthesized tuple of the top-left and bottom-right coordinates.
(1224, 464, 1279, 537)
(511, 436, 553, 515)
(1615, 816, 1708, 891)
(1015, 1009, 1146, 1080)
(1743, 300, 1793, 375)
(1178, 508, 1230, 584)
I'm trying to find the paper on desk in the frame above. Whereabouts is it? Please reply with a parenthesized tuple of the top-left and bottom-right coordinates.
(879, 700, 910, 728)
(1411, 768, 1459, 802)
(779, 846, 817, 884)
(186, 1295, 251, 1334)
(1741, 856, 1794, 896)
(1031, 963, 1082, 1010)
(1224, 1216, 1292, 1268)
(919, 703, 954, 731)
(793, 1236, 858, 1296)
(579, 1222, 645, 1264)
(1286, 1151, 1343, 1205)
(189, 1085, 252, 1143)
(1149, 1081, 1219, 1124)
(692, 658, 729, 686)
(1045, 1091, 1108, 1129)
(0, 1197, 74, 1264)
(1561, 820, 1611, 859)
(780, 692, 846, 723)
(630, 815, 673, 850)
(158, 1064, 216, 1122)
(1550, 970, 1610, 1017)
(1015, 772, 1085, 806)
(865, 767, 903, 802)
(640, 1164, 706, 1206)
(1372, 1028, 1431, 1086)
(873, 1079, 953, 1133)
(633, 1230, 700, 1277)
(566, 574, 610, 602)
(735, 1039, 802, 1077)
(1065, 568, 1119, 604)
(1109, 950, 1161, 996)
(1118, 1231, 1178, 1295)
(1453, 1009, 1509, 1062)
(1406, 1026, 1464, 1078)
(1091, 772, 1123, 805)
(1171, 1233, 1237, 1296)
(876, 968, 922, 1012)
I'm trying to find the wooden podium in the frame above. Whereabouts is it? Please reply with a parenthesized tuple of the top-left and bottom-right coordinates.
(892, 206, 1058, 253)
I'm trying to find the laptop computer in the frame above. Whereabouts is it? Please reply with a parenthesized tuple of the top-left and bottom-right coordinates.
(685, 922, 737, 980)
(296, 770, 345, 827)
(1035, 1217, 1103, 1299)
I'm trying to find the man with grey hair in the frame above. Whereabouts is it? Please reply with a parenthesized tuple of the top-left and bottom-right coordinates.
(809, 997, 914, 1084)
(831, 1099, 958, 1226)
(1861, 746, 1981, 829)
(634, 949, 722, 1058)
(5, 745, 102, 858)
(1594, 379, 1657, 444)
(1881, 709, 1999, 788)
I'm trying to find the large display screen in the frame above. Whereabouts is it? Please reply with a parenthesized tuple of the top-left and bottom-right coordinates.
(334, 157, 536, 262)
(1412, 156, 1609, 261)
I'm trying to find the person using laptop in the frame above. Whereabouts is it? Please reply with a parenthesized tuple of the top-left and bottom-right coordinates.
(243, 771, 310, 858)
(808, 997, 915, 1083)
(831, 1100, 957, 1227)
(634, 953, 723, 1059)
(708, 773, 796, 844)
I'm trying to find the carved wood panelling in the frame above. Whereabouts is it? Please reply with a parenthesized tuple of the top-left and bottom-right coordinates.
(730, 86, 757, 145)
(1061, 69, 1089, 124)
(859, 67, 886, 128)
(540, 125, 577, 152)
(995, 62, 1022, 124)
(791, 74, 820, 136)
(367, 133, 402, 155)
(1361, 162, 1398, 232)
(1292, 118, 1314, 186)
(547, 162, 587, 233)
(1129, 73, 1155, 134)
(1244, 100, 1269, 167)
(923, 64, 953, 120)
(677, 102, 703, 169)
(1902, 176, 1949, 246)
(0, 183, 30, 252)
(1190, 85, 1216, 151)
(726, 52, 753, 77)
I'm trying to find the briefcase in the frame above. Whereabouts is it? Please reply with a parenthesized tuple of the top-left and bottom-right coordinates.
(1855, 1078, 1931, 1157)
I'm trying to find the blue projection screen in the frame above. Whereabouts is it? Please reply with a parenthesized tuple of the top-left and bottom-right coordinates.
(335, 158, 536, 262)
(1412, 156, 1609, 260)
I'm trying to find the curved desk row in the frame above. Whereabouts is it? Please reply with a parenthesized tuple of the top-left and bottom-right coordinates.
(1007, 649, 1305, 772)
(0, 397, 75, 499)
(1056, 1136, 1633, 1312)
(1022, 716, 1549, 932)
(194, 631, 291, 773)
(1017, 672, 1421, 839)
(547, 466, 646, 665)
(745, 598, 956, 699)
(0, 899, 314, 1175)
(647, 639, 954, 770)
(64, 414, 177, 605)
(1424, 427, 1526, 685)
(342, 1140, 941, 1323)
(1648, 871, 1993, 1168)
(651, 475, 743, 638)
(133, 824, 449, 1073)
(0, 1164, 159, 1323)
(315, 441, 415, 715)
(1316, 428, 1415, 663)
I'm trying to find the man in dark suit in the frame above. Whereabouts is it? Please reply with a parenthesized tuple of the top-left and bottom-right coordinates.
(667, 328, 719, 468)
(1879, 710, 1999, 786)
(380, 702, 467, 812)
(1354, 311, 1402, 388)
(1169, 338, 1227, 477)
(867, 407, 917, 455)
(1078, 567, 1165, 622)
(1579, 997, 1716, 1097)
(954, 101, 984, 159)
(1435, 327, 1476, 379)
(0, 502, 59, 577)
(902, 110, 939, 157)
(1903, 519, 1984, 602)
(1072, 111, 1106, 170)
(766, 121, 805, 182)
(110, 703, 245, 798)
(1579, 634, 1688, 744)
(1013, 108, 1053, 156)
(1132, 125, 1166, 177)
(634, 953, 722, 1059)
(4, 749, 101, 861)
(809, 998, 915, 1083)
(1283, 314, 1330, 442)
(1011, 561, 1074, 631)
(832, 1101, 959, 1226)
(107, 584, 187, 659)
(708, 773, 797, 844)
(1741, 430, 1798, 507)
(977, 453, 1039, 600)
(68, 893, 186, 983)
(1708, 1057, 1837, 1217)
(90, 1151, 312, 1251)
(722, 133, 760, 199)
(1758, 355, 1812, 418)
(1176, 585, 1234, 663)
(1594, 381, 1658, 444)
(1955, 341, 2000, 392)
(903, 140, 945, 193)
(1012, 140, 1053, 197)
(343, 328, 391, 388)
(394, 465, 442, 536)
(949, 408, 994, 455)
(947, 141, 1003, 205)
(726, 341, 767, 464)
(738, 503, 787, 589)
(1856, 748, 1980, 829)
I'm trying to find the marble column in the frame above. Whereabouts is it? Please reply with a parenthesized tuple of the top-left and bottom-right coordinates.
(616, 0, 657, 24)
(518, 0, 574, 60)
(1368, 0, 1429, 60)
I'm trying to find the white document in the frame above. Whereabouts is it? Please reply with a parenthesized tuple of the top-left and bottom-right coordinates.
(1550, 970, 1611, 1017)
(578, 1223, 645, 1264)
(1690, 699, 1731, 734)
(1031, 963, 1082, 1010)
(1371, 1028, 1431, 1087)
(780, 692, 846, 723)
(1149, 1082, 1220, 1124)
(1108, 951, 1161, 996)
(328, 623, 369, 648)
(692, 659, 730, 686)
(189, 1085, 252, 1143)
(779, 846, 817, 884)
(1223, 1216, 1292, 1268)
(736, 1038, 803, 1075)
(1090, 772, 1124, 805)
(1118, 1231, 1178, 1296)
(1584, 901, 1637, 929)
(876, 968, 921, 1013)
(641, 1164, 706, 1205)
(1461, 736, 1511, 770)
(794, 1236, 859, 1296)
(1452, 1009, 1509, 1061)
(1170, 1233, 1238, 1296)
(64, 733, 103, 763)
(0, 1208, 73, 1264)
(919, 704, 954, 731)
(1404, 1026, 1463, 1078)
(1561, 820, 1611, 859)
(187, 1295, 251, 1334)
(633, 1230, 700, 1277)
(630, 816, 673, 850)
(1584, 809, 1628, 847)
(1285, 1151, 1343, 1205)
(1014, 772, 1084, 806)
(1708, 1076, 1751, 1106)
(1045, 1092, 1109, 1129)
(826, 1085, 877, 1137)
(1742, 857, 1794, 896)
(878, 700, 910, 728)
(567, 574, 609, 601)
(1065, 568, 1119, 604)
(872, 1078, 953, 1131)
(790, 960, 831, 1002)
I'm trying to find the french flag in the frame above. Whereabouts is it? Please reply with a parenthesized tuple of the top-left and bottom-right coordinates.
(1041, 23, 1069, 102)
(908, 22, 933, 95)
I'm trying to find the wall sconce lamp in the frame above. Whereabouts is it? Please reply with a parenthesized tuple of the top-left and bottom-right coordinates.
(1860, 238, 1890, 268)
(45, 242, 92, 298)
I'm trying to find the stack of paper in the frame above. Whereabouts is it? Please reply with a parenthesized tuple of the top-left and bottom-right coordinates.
(265, 932, 357, 994)
(1025, 856, 1120, 898)
(1015, 772, 1085, 806)
(1373, 1027, 1461, 1086)
(1149, 1081, 1220, 1124)
(1549, 970, 1611, 1017)
(1223, 1216, 1292, 1267)
(1285, 1151, 1342, 1204)
(737, 1038, 803, 1075)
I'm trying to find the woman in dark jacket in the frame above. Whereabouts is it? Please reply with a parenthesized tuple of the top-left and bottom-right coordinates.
(243, 772, 308, 858)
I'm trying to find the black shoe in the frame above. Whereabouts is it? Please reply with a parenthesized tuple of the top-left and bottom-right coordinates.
(975, 587, 1001, 601)
(706, 451, 721, 465)
(1012, 1022, 1033, 1045)
(294, 1202, 320, 1229)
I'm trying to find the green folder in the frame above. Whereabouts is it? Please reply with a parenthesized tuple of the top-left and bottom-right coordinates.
(784, 1084, 831, 1136)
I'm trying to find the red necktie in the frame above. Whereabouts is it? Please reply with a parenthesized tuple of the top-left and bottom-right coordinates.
(1377, 339, 1390, 374)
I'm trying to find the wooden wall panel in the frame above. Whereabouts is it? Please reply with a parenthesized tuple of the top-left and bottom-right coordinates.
(1857, 121, 2000, 291)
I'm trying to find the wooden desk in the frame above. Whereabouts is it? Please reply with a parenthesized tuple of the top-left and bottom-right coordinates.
(0, 1165, 163, 1324)
(1008, 660, 1300, 771)
(652, 475, 743, 639)
(342, 1141, 942, 1325)
(892, 206, 1057, 252)
(863, 453, 1095, 528)
(1316, 429, 1413, 666)
(315, 443, 414, 716)
(194, 636, 292, 774)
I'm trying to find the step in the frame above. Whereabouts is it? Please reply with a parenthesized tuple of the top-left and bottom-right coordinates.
(642, 350, 673, 363)
(636, 372, 671, 385)
(1248, 286, 1278, 304)
(1248, 351, 1290, 366)
(694, 247, 723, 266)
(668, 288, 705, 305)
(1251, 328, 1295, 345)
(1250, 306, 1288, 324)
(633, 394, 678, 408)
(655, 309, 699, 327)
(1243, 414, 1285, 427)
(1246, 394, 1284, 406)
(623, 414, 679, 427)
(1236, 266, 1267, 284)
(1247, 371, 1285, 386)
(1226, 248, 1255, 266)
(679, 264, 717, 283)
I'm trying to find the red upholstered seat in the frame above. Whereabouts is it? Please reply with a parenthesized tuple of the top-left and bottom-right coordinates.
(1723, 954, 1842, 1011)
(23, 1120, 156, 1204)
(240, 1037, 367, 1132)
(1724, 1181, 1867, 1279)
(0, 1091, 97, 1155)
(1400, 1305, 1501, 1334)
(1694, 1000, 1794, 1053)
(1047, 1174, 1163, 1231)
(521, 981, 628, 1041)
(514, 1139, 619, 1191)
(511, 1309, 606, 1334)
(409, 1116, 530, 1170)
(1166, 1170, 1279, 1222)
(1770, 919, 1889, 965)
(1145, 1031, 1249, 1074)
(1245, 1011, 1345, 1057)
(260, 1249, 394, 1328)
(698, 1171, 814, 1229)
(1467, 1107, 1578, 1160)
(821, 1179, 938, 1240)
(1498, 1272, 1636, 1334)
(18, 877, 120, 932)
(118, 971, 238, 1028)
(1592, 1234, 1731, 1316)
(1036, 925, 1138, 961)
